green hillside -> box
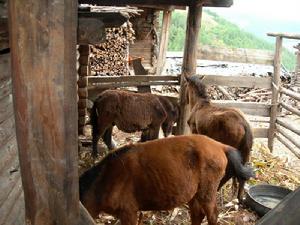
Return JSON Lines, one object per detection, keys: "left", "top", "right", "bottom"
{"left": 168, "top": 10, "right": 296, "bottom": 71}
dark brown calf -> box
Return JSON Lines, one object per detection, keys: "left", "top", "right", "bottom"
{"left": 91, "top": 89, "right": 179, "bottom": 157}
{"left": 186, "top": 75, "right": 253, "bottom": 201}
{"left": 80, "top": 135, "right": 255, "bottom": 225}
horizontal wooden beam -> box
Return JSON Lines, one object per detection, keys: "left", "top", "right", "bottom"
{"left": 276, "top": 125, "right": 300, "bottom": 149}
{"left": 78, "top": 12, "right": 127, "bottom": 28}
{"left": 131, "top": 4, "right": 186, "bottom": 10}
{"left": 253, "top": 127, "right": 269, "bottom": 138}
{"left": 267, "top": 32, "right": 300, "bottom": 40}
{"left": 88, "top": 75, "right": 180, "bottom": 84}
{"left": 275, "top": 134, "right": 300, "bottom": 159}
{"left": 212, "top": 100, "right": 271, "bottom": 116}
{"left": 280, "top": 87, "right": 300, "bottom": 101}
{"left": 89, "top": 80, "right": 179, "bottom": 88}
{"left": 88, "top": 74, "right": 272, "bottom": 89}
{"left": 78, "top": 0, "right": 233, "bottom": 7}
{"left": 276, "top": 125, "right": 300, "bottom": 152}
{"left": 197, "top": 45, "right": 274, "bottom": 65}
{"left": 200, "top": 74, "right": 272, "bottom": 89}
{"left": 280, "top": 102, "right": 300, "bottom": 117}
{"left": 276, "top": 117, "right": 300, "bottom": 136}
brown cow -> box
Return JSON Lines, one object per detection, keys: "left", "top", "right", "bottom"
{"left": 185, "top": 75, "right": 253, "bottom": 201}
{"left": 80, "top": 135, "right": 255, "bottom": 225}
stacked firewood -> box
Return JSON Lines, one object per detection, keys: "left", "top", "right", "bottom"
{"left": 90, "top": 22, "right": 135, "bottom": 76}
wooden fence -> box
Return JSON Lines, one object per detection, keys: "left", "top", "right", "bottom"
{"left": 88, "top": 34, "right": 300, "bottom": 158}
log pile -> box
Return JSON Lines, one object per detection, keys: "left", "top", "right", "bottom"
{"left": 90, "top": 22, "right": 135, "bottom": 76}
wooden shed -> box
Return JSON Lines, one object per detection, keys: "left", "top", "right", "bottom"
{"left": 1, "top": 0, "right": 240, "bottom": 224}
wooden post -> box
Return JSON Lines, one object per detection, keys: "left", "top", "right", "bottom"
{"left": 9, "top": 1, "right": 79, "bottom": 225}
{"left": 156, "top": 10, "right": 172, "bottom": 76}
{"left": 268, "top": 36, "right": 283, "bottom": 151}
{"left": 78, "top": 45, "right": 90, "bottom": 135}
{"left": 177, "top": 3, "right": 203, "bottom": 134}
{"left": 294, "top": 43, "right": 300, "bottom": 86}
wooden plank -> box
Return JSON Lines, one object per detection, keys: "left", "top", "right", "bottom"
{"left": 88, "top": 75, "right": 180, "bottom": 84}
{"left": 212, "top": 100, "right": 271, "bottom": 117}
{"left": 216, "top": 85, "right": 234, "bottom": 100}
{"left": 156, "top": 10, "right": 172, "bottom": 75}
{"left": 280, "top": 102, "right": 300, "bottom": 117}
{"left": 276, "top": 125, "right": 300, "bottom": 150}
{"left": 253, "top": 127, "right": 269, "bottom": 138}
{"left": 130, "top": 4, "right": 186, "bottom": 10}
{"left": 178, "top": 4, "right": 203, "bottom": 134}
{"left": 200, "top": 74, "right": 272, "bottom": 89}
{"left": 197, "top": 45, "right": 274, "bottom": 65}
{"left": 9, "top": 1, "right": 78, "bottom": 225}
{"left": 78, "top": 0, "right": 233, "bottom": 7}
{"left": 130, "top": 39, "right": 153, "bottom": 46}
{"left": 78, "top": 12, "right": 127, "bottom": 28}
{"left": 276, "top": 134, "right": 300, "bottom": 159}
{"left": 268, "top": 36, "right": 283, "bottom": 151}
{"left": 280, "top": 87, "right": 300, "bottom": 101}
{"left": 267, "top": 32, "right": 300, "bottom": 40}
{"left": 131, "top": 58, "right": 151, "bottom": 93}
{"left": 90, "top": 80, "right": 179, "bottom": 89}
{"left": 276, "top": 117, "right": 300, "bottom": 136}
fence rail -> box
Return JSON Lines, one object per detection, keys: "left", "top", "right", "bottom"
{"left": 275, "top": 86, "right": 300, "bottom": 158}
{"left": 86, "top": 41, "right": 300, "bottom": 151}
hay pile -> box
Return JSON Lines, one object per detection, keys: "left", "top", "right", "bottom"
{"left": 79, "top": 132, "right": 300, "bottom": 225}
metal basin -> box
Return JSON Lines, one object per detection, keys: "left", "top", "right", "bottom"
{"left": 245, "top": 184, "right": 292, "bottom": 217}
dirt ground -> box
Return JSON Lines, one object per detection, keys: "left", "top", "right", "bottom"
{"left": 79, "top": 121, "right": 300, "bottom": 225}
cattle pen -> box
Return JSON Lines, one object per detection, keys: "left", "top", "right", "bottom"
{"left": 1, "top": 0, "right": 300, "bottom": 225}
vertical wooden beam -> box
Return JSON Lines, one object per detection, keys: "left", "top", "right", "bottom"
{"left": 9, "top": 1, "right": 78, "bottom": 225}
{"left": 156, "top": 10, "right": 172, "bottom": 76}
{"left": 177, "top": 4, "right": 203, "bottom": 134}
{"left": 294, "top": 44, "right": 300, "bottom": 86}
{"left": 78, "top": 45, "right": 90, "bottom": 135}
{"left": 268, "top": 36, "right": 283, "bottom": 151}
